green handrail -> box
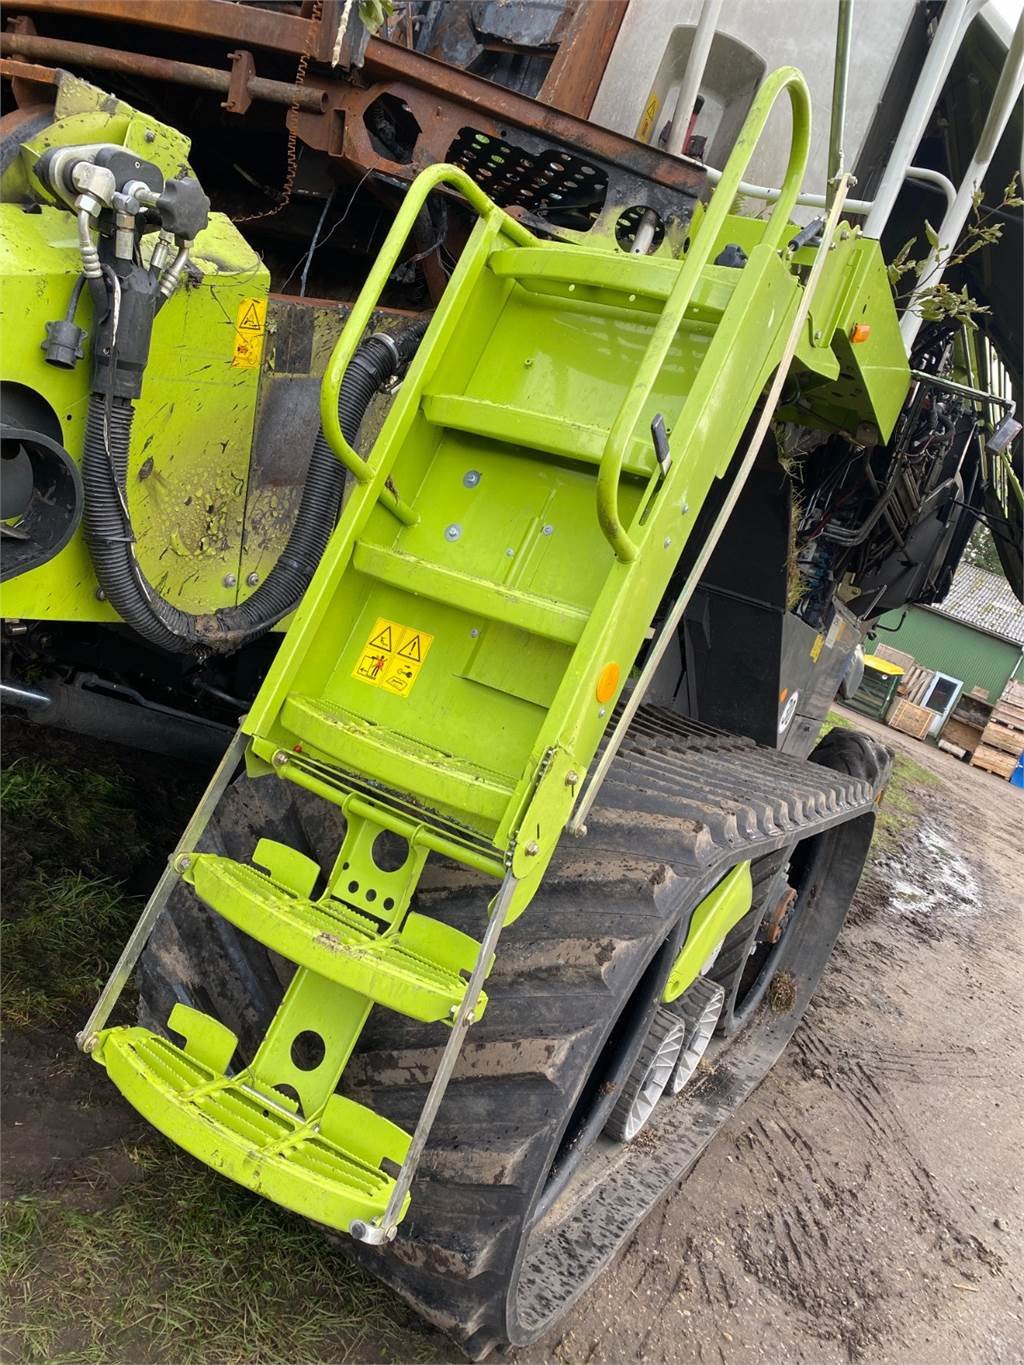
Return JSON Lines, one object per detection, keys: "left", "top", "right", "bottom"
{"left": 319, "top": 163, "right": 535, "bottom": 518}
{"left": 596, "top": 66, "right": 812, "bottom": 561}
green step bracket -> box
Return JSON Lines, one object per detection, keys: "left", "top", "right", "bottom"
{"left": 84, "top": 65, "right": 876, "bottom": 1245}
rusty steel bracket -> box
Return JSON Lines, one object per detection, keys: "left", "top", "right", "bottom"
{"left": 223, "top": 48, "right": 255, "bottom": 115}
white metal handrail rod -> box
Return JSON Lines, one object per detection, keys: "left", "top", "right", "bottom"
{"left": 666, "top": 0, "right": 726, "bottom": 157}
{"left": 863, "top": 0, "right": 990, "bottom": 238}
{"left": 703, "top": 162, "right": 956, "bottom": 217}
{"left": 900, "top": 9, "right": 1024, "bottom": 348}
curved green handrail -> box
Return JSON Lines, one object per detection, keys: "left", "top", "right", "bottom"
{"left": 597, "top": 66, "right": 812, "bottom": 561}
{"left": 318, "top": 163, "right": 535, "bottom": 514}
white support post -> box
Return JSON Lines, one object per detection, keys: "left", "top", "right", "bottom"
{"left": 862, "top": 0, "right": 988, "bottom": 239}
{"left": 900, "top": 11, "right": 1024, "bottom": 349}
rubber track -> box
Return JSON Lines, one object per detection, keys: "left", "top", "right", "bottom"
{"left": 138, "top": 709, "right": 887, "bottom": 1354}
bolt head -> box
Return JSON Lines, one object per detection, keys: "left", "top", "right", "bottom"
{"left": 81, "top": 1033, "right": 99, "bottom": 1055}
{"left": 663, "top": 536, "right": 672, "bottom": 549}
{"left": 350, "top": 1220, "right": 368, "bottom": 1241}
{"left": 223, "top": 573, "right": 237, "bottom": 588}
{"left": 144, "top": 129, "right": 156, "bottom": 143}
{"left": 462, "top": 470, "right": 481, "bottom": 488}
{"left": 525, "top": 840, "right": 539, "bottom": 856}
{"left": 542, "top": 524, "right": 554, "bottom": 536}
{"left": 174, "top": 853, "right": 192, "bottom": 873}
{"left": 572, "top": 822, "right": 588, "bottom": 839}
{"left": 385, "top": 1225, "right": 398, "bottom": 1242}
{"left": 94, "top": 587, "right": 107, "bottom": 602}
{"left": 445, "top": 523, "right": 462, "bottom": 541}
{"left": 272, "top": 750, "right": 289, "bottom": 768}
{"left": 246, "top": 571, "right": 260, "bottom": 587}
{"left": 565, "top": 770, "right": 579, "bottom": 786}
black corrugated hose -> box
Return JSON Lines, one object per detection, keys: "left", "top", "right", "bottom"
{"left": 81, "top": 324, "right": 426, "bottom": 654}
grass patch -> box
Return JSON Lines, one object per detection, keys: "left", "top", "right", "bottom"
{"left": 1, "top": 731, "right": 201, "bottom": 1029}
{"left": 1, "top": 755, "right": 148, "bottom": 1029}
{"left": 0, "top": 1145, "right": 442, "bottom": 1365}
{"left": 1, "top": 871, "right": 140, "bottom": 1029}
{"left": 0, "top": 758, "right": 144, "bottom": 873}
{"left": 871, "top": 750, "right": 940, "bottom": 862}
{"left": 818, "top": 709, "right": 854, "bottom": 739}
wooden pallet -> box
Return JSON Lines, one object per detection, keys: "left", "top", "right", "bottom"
{"left": 969, "top": 743, "right": 1021, "bottom": 779}
{"left": 991, "top": 696, "right": 1024, "bottom": 734}
{"left": 979, "top": 719, "right": 1024, "bottom": 756}
{"left": 887, "top": 698, "right": 934, "bottom": 740}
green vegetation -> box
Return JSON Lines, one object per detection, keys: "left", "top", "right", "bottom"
{"left": 872, "top": 748, "right": 939, "bottom": 859}
{"left": 1, "top": 1145, "right": 440, "bottom": 1365}
{"left": 0, "top": 729, "right": 199, "bottom": 1029}
{"left": 819, "top": 709, "right": 939, "bottom": 861}
{"left": 819, "top": 709, "right": 853, "bottom": 737}
{"left": 1, "top": 872, "right": 138, "bottom": 1030}
{"left": 1, "top": 757, "right": 144, "bottom": 1028}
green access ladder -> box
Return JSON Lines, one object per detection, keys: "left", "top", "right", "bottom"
{"left": 85, "top": 66, "right": 843, "bottom": 1244}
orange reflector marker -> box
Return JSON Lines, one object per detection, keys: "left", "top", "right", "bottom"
{"left": 779, "top": 687, "right": 788, "bottom": 702}
{"left": 850, "top": 323, "right": 871, "bottom": 343}
{"left": 596, "top": 663, "right": 620, "bottom": 704}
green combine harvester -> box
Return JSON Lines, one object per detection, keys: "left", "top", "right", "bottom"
{"left": 2, "top": 0, "right": 1022, "bottom": 1353}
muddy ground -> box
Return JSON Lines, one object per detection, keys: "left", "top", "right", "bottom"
{"left": 2, "top": 707, "right": 1022, "bottom": 1363}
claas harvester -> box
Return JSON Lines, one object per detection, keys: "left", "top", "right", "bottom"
{"left": 2, "top": 4, "right": 1022, "bottom": 1353}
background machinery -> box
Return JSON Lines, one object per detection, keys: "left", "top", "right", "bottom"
{"left": 1, "top": 0, "right": 1022, "bottom": 1356}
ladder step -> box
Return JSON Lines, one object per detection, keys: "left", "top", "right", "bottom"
{"left": 353, "top": 540, "right": 588, "bottom": 646}
{"left": 282, "top": 694, "right": 515, "bottom": 822}
{"left": 486, "top": 247, "right": 738, "bottom": 324}
{"left": 421, "top": 394, "right": 655, "bottom": 476}
{"left": 92, "top": 1007, "right": 411, "bottom": 1235}
{"left": 186, "top": 854, "right": 487, "bottom": 1023}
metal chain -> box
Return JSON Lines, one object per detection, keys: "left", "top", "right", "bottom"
{"left": 234, "top": 0, "right": 324, "bottom": 224}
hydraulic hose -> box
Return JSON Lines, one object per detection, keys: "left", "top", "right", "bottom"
{"left": 82, "top": 323, "right": 426, "bottom": 655}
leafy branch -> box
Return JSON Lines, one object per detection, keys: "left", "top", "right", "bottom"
{"left": 886, "top": 174, "right": 1023, "bottom": 328}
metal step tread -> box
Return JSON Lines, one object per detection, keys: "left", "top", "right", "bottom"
{"left": 93, "top": 1004, "right": 412, "bottom": 1235}
{"left": 282, "top": 694, "right": 516, "bottom": 823}
{"left": 186, "top": 854, "right": 486, "bottom": 1024}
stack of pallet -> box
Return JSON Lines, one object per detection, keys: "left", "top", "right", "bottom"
{"left": 969, "top": 680, "right": 1024, "bottom": 779}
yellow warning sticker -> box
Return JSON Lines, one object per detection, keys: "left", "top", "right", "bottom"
{"left": 810, "top": 632, "right": 825, "bottom": 663}
{"left": 352, "top": 616, "right": 434, "bottom": 698}
{"left": 232, "top": 296, "right": 267, "bottom": 369}
{"left": 636, "top": 90, "right": 660, "bottom": 143}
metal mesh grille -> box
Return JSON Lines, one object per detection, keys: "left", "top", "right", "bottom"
{"left": 446, "top": 127, "right": 608, "bottom": 227}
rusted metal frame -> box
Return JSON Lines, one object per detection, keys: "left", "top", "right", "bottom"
{"left": 0, "top": 56, "right": 57, "bottom": 106}
{"left": 0, "top": 31, "right": 329, "bottom": 112}
{"left": 11, "top": 0, "right": 321, "bottom": 57}
{"left": 538, "top": 0, "right": 630, "bottom": 118}
{"left": 298, "top": 75, "right": 701, "bottom": 242}
{"left": 358, "top": 37, "right": 703, "bottom": 199}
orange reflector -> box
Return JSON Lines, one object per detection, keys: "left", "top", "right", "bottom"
{"left": 779, "top": 687, "right": 789, "bottom": 703}
{"left": 850, "top": 323, "right": 871, "bottom": 343}
{"left": 596, "top": 662, "right": 620, "bottom": 704}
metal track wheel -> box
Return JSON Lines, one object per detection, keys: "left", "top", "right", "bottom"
{"left": 666, "top": 975, "right": 725, "bottom": 1095}
{"left": 604, "top": 1008, "right": 684, "bottom": 1141}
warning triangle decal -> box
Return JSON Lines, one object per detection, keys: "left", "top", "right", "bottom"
{"left": 397, "top": 634, "right": 422, "bottom": 661}
{"left": 239, "top": 302, "right": 263, "bottom": 331}
{"left": 369, "top": 625, "right": 393, "bottom": 651}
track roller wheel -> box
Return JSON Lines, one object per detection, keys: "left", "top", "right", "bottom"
{"left": 604, "top": 1007, "right": 684, "bottom": 1141}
